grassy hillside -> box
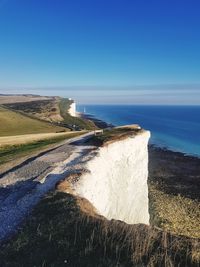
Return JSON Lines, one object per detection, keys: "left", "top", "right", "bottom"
{"left": 0, "top": 106, "right": 67, "bottom": 137}
{"left": 3, "top": 98, "right": 63, "bottom": 123}
{"left": 3, "top": 97, "right": 99, "bottom": 130}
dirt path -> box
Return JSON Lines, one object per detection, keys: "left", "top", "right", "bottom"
{"left": 0, "top": 132, "right": 94, "bottom": 243}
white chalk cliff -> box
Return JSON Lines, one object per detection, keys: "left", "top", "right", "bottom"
{"left": 74, "top": 130, "right": 150, "bottom": 225}
{"left": 68, "top": 101, "right": 76, "bottom": 117}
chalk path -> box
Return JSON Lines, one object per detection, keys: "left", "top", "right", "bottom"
{"left": 0, "top": 132, "right": 94, "bottom": 243}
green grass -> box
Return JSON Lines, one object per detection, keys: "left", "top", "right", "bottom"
{"left": 0, "top": 106, "right": 67, "bottom": 137}
{"left": 0, "top": 132, "right": 85, "bottom": 166}
{"left": 0, "top": 190, "right": 199, "bottom": 267}
{"left": 59, "top": 98, "right": 97, "bottom": 130}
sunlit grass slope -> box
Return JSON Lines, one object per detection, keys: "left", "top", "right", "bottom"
{"left": 0, "top": 106, "right": 67, "bottom": 137}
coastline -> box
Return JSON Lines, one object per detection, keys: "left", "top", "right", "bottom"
{"left": 77, "top": 111, "right": 114, "bottom": 129}
{"left": 81, "top": 111, "right": 200, "bottom": 197}
{"left": 76, "top": 105, "right": 200, "bottom": 158}
{"left": 80, "top": 111, "right": 200, "bottom": 159}
{"left": 80, "top": 112, "right": 200, "bottom": 236}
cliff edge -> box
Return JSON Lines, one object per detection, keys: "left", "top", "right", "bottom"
{"left": 68, "top": 99, "right": 76, "bottom": 117}
{"left": 61, "top": 126, "right": 150, "bottom": 225}
{"left": 74, "top": 129, "right": 150, "bottom": 224}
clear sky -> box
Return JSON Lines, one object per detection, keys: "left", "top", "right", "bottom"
{"left": 0, "top": 0, "right": 200, "bottom": 104}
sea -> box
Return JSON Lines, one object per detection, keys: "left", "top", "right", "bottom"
{"left": 77, "top": 105, "right": 200, "bottom": 157}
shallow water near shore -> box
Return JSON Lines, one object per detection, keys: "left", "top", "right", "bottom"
{"left": 77, "top": 105, "right": 200, "bottom": 157}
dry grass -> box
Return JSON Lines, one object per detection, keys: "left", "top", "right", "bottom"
{"left": 56, "top": 179, "right": 75, "bottom": 194}
{"left": 56, "top": 178, "right": 100, "bottom": 218}
{"left": 0, "top": 186, "right": 199, "bottom": 267}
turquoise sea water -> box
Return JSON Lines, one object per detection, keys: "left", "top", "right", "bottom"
{"left": 77, "top": 105, "right": 200, "bottom": 157}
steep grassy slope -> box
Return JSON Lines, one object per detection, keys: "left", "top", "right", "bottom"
{"left": 0, "top": 106, "right": 67, "bottom": 137}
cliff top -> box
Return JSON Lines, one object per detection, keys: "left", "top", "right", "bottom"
{"left": 91, "top": 125, "right": 145, "bottom": 146}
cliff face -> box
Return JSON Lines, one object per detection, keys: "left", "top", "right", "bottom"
{"left": 74, "top": 130, "right": 150, "bottom": 225}
{"left": 68, "top": 102, "right": 76, "bottom": 117}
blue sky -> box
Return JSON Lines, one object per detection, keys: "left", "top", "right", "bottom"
{"left": 0, "top": 0, "right": 200, "bottom": 104}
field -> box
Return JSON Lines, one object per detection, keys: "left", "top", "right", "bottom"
{"left": 0, "top": 106, "right": 67, "bottom": 137}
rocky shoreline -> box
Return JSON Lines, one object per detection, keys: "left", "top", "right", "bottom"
{"left": 148, "top": 144, "right": 200, "bottom": 201}
{"left": 78, "top": 112, "right": 114, "bottom": 129}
